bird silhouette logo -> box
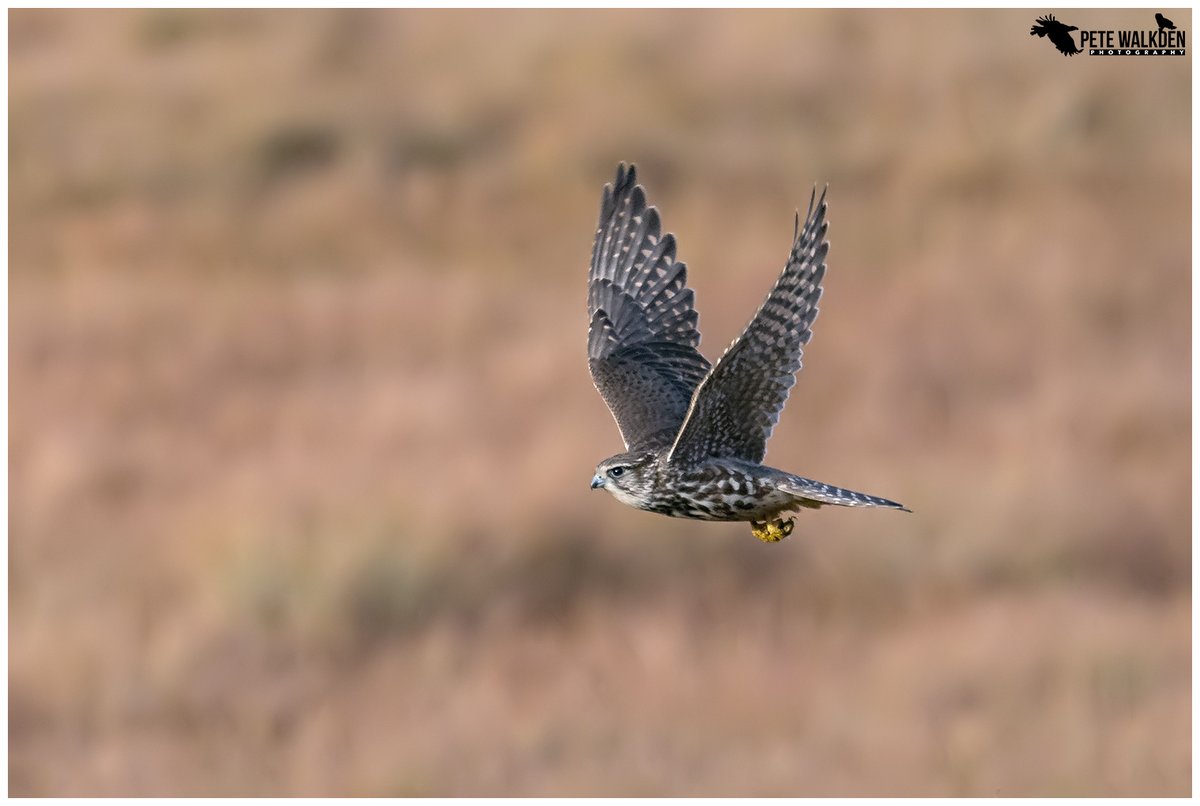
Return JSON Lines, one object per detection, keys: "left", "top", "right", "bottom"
{"left": 1155, "top": 12, "right": 1176, "bottom": 31}
{"left": 1030, "top": 14, "right": 1081, "bottom": 56}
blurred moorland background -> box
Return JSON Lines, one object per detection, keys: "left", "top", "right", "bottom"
{"left": 9, "top": 8, "right": 1190, "bottom": 796}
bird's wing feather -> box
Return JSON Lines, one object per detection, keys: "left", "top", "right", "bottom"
{"left": 588, "top": 163, "right": 711, "bottom": 452}
{"left": 666, "top": 187, "right": 828, "bottom": 466}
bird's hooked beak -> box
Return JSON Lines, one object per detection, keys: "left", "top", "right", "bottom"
{"left": 590, "top": 474, "right": 605, "bottom": 490}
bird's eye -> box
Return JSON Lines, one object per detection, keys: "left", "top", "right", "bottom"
{"left": 609, "top": 467, "right": 625, "bottom": 478}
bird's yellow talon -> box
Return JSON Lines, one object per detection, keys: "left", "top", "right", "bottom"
{"left": 751, "top": 518, "right": 794, "bottom": 542}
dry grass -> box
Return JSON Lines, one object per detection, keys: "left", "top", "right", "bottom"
{"left": 9, "top": 8, "right": 1191, "bottom": 795}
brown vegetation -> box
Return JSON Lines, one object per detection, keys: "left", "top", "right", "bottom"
{"left": 9, "top": 9, "right": 1190, "bottom": 795}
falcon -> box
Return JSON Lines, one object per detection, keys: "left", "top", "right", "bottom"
{"left": 587, "top": 163, "right": 908, "bottom": 542}
{"left": 1029, "top": 14, "right": 1081, "bottom": 56}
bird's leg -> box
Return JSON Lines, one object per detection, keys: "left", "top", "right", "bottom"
{"left": 751, "top": 517, "right": 794, "bottom": 543}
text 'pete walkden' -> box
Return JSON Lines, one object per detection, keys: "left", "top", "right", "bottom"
{"left": 1081, "top": 26, "right": 1186, "bottom": 56}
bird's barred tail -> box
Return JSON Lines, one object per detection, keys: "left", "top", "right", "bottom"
{"left": 780, "top": 476, "right": 910, "bottom": 512}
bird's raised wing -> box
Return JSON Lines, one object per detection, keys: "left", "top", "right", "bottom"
{"left": 588, "top": 164, "right": 711, "bottom": 452}
{"left": 667, "top": 187, "right": 828, "bottom": 467}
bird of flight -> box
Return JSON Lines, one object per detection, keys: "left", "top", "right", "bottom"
{"left": 587, "top": 164, "right": 908, "bottom": 542}
{"left": 1029, "top": 14, "right": 1081, "bottom": 56}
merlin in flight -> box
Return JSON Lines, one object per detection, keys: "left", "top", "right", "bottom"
{"left": 587, "top": 163, "right": 907, "bottom": 542}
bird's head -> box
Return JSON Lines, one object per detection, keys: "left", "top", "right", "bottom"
{"left": 591, "top": 451, "right": 657, "bottom": 506}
